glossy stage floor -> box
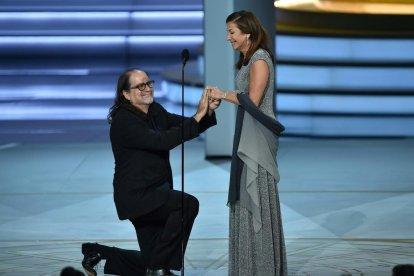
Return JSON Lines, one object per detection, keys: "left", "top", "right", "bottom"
{"left": 0, "top": 119, "right": 413, "bottom": 276}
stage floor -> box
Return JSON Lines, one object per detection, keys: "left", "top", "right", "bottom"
{"left": 0, "top": 121, "right": 413, "bottom": 275}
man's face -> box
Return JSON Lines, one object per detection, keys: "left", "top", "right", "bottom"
{"left": 123, "top": 70, "right": 154, "bottom": 112}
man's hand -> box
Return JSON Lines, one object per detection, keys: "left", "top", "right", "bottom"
{"left": 193, "top": 88, "right": 209, "bottom": 122}
{"left": 208, "top": 97, "right": 221, "bottom": 116}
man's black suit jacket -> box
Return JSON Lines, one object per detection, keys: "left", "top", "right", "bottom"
{"left": 110, "top": 103, "right": 216, "bottom": 220}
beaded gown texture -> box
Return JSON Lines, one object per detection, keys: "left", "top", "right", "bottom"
{"left": 228, "top": 49, "right": 288, "bottom": 276}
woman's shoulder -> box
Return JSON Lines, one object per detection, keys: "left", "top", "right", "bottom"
{"left": 249, "top": 49, "right": 274, "bottom": 70}
{"left": 252, "top": 48, "right": 271, "bottom": 61}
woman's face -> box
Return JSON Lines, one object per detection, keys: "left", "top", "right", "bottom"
{"left": 226, "top": 21, "right": 249, "bottom": 54}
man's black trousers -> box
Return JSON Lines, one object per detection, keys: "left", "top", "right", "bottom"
{"left": 130, "top": 189, "right": 199, "bottom": 271}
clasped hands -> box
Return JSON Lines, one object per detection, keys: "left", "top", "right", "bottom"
{"left": 193, "top": 86, "right": 224, "bottom": 122}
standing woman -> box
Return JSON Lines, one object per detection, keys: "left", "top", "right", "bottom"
{"left": 208, "top": 10, "right": 287, "bottom": 275}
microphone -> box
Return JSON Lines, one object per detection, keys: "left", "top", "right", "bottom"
{"left": 181, "top": 49, "right": 189, "bottom": 66}
{"left": 179, "top": 48, "right": 189, "bottom": 276}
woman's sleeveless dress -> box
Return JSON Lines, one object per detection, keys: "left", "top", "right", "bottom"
{"left": 228, "top": 49, "right": 288, "bottom": 276}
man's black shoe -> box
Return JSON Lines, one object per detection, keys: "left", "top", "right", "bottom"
{"left": 145, "top": 268, "right": 177, "bottom": 276}
{"left": 81, "top": 252, "right": 101, "bottom": 276}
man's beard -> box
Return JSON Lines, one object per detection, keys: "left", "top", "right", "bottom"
{"left": 142, "top": 96, "right": 153, "bottom": 105}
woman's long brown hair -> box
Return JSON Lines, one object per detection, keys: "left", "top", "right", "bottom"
{"left": 226, "top": 10, "right": 275, "bottom": 69}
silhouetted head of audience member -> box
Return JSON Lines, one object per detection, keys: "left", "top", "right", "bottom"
{"left": 392, "top": 264, "right": 414, "bottom": 276}
{"left": 60, "top": 266, "right": 85, "bottom": 276}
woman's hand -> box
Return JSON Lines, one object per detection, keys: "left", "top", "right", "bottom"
{"left": 208, "top": 87, "right": 226, "bottom": 100}
{"left": 207, "top": 86, "right": 239, "bottom": 105}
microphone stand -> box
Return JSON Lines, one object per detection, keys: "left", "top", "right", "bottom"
{"left": 180, "top": 49, "right": 189, "bottom": 276}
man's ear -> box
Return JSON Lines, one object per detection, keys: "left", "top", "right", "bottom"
{"left": 123, "top": 90, "right": 130, "bottom": 101}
